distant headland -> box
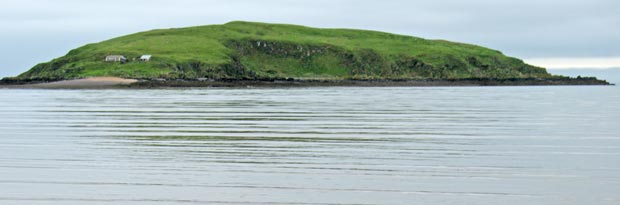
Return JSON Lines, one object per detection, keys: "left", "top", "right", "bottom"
{"left": 1, "top": 21, "right": 611, "bottom": 88}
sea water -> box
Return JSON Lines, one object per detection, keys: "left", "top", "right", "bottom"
{"left": 1, "top": 86, "right": 619, "bottom": 205}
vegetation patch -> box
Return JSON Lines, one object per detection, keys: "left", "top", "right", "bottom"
{"left": 14, "top": 21, "right": 552, "bottom": 81}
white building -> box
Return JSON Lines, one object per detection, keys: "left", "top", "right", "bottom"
{"left": 105, "top": 55, "right": 127, "bottom": 62}
{"left": 140, "top": 55, "right": 152, "bottom": 62}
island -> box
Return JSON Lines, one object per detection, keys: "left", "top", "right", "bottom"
{"left": 1, "top": 21, "right": 611, "bottom": 88}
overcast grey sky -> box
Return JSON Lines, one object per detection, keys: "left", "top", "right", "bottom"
{"left": 1, "top": 0, "right": 619, "bottom": 77}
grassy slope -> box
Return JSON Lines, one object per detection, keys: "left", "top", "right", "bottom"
{"left": 17, "top": 21, "right": 551, "bottom": 80}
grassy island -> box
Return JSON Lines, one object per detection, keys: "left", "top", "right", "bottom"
{"left": 2, "top": 21, "right": 610, "bottom": 86}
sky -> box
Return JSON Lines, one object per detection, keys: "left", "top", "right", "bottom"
{"left": 1, "top": 0, "right": 619, "bottom": 77}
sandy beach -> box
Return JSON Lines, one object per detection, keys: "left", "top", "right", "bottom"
{"left": 19, "top": 77, "right": 138, "bottom": 89}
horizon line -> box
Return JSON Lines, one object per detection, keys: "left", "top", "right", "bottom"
{"left": 525, "top": 57, "right": 620, "bottom": 69}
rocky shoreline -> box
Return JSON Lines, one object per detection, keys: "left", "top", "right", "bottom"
{"left": 0, "top": 76, "right": 612, "bottom": 89}
{"left": 128, "top": 77, "right": 612, "bottom": 88}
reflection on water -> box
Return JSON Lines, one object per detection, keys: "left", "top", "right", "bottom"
{"left": 1, "top": 87, "right": 619, "bottom": 205}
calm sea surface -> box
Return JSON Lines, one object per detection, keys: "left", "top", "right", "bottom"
{"left": 1, "top": 86, "right": 619, "bottom": 205}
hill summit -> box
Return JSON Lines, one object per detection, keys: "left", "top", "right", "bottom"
{"left": 18, "top": 21, "right": 551, "bottom": 81}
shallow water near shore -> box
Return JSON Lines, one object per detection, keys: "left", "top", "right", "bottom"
{"left": 1, "top": 86, "right": 619, "bottom": 205}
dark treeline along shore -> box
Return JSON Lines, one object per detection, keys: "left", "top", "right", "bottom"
{"left": 1, "top": 21, "right": 611, "bottom": 87}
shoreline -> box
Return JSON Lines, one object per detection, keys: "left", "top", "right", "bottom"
{"left": 1, "top": 77, "right": 138, "bottom": 89}
{"left": 0, "top": 77, "right": 613, "bottom": 89}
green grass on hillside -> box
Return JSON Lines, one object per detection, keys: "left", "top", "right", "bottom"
{"left": 17, "top": 21, "right": 550, "bottom": 80}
